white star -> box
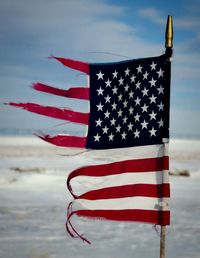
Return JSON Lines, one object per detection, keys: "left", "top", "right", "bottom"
{"left": 149, "top": 77, "right": 157, "bottom": 87}
{"left": 105, "top": 79, "right": 112, "bottom": 87}
{"left": 149, "top": 127, "right": 157, "bottom": 137}
{"left": 158, "top": 118, "right": 164, "bottom": 127}
{"left": 96, "top": 71, "right": 104, "bottom": 80}
{"left": 121, "top": 131, "right": 127, "bottom": 139}
{"left": 112, "top": 70, "right": 118, "bottom": 78}
{"left": 117, "top": 109, "right": 123, "bottom": 117}
{"left": 123, "top": 116, "right": 128, "bottom": 124}
{"left": 108, "top": 133, "right": 114, "bottom": 141}
{"left": 102, "top": 126, "right": 109, "bottom": 134}
{"left": 125, "top": 67, "right": 130, "bottom": 76}
{"left": 134, "top": 97, "right": 141, "bottom": 105}
{"left": 157, "top": 85, "right": 164, "bottom": 94}
{"left": 157, "top": 68, "right": 164, "bottom": 77}
{"left": 96, "top": 102, "right": 104, "bottom": 111}
{"left": 118, "top": 93, "right": 123, "bottom": 101}
{"left": 149, "top": 94, "right": 157, "bottom": 103}
{"left": 123, "top": 100, "right": 128, "bottom": 108}
{"left": 111, "top": 102, "right": 117, "bottom": 110}
{"left": 136, "top": 81, "right": 141, "bottom": 89}
{"left": 143, "top": 71, "right": 149, "bottom": 80}
{"left": 150, "top": 61, "right": 157, "bottom": 70}
{"left": 118, "top": 77, "right": 124, "bottom": 85}
{"left": 94, "top": 133, "right": 101, "bottom": 142}
{"left": 141, "top": 119, "right": 148, "bottom": 129}
{"left": 130, "top": 74, "right": 136, "bottom": 83}
{"left": 110, "top": 117, "right": 116, "bottom": 126}
{"left": 141, "top": 103, "right": 149, "bottom": 113}
{"left": 112, "top": 86, "right": 118, "bottom": 94}
{"left": 97, "top": 86, "right": 104, "bottom": 95}
{"left": 104, "top": 110, "right": 110, "bottom": 118}
{"left": 158, "top": 102, "right": 164, "bottom": 111}
{"left": 105, "top": 94, "right": 111, "bottom": 103}
{"left": 105, "top": 80, "right": 112, "bottom": 89}
{"left": 95, "top": 118, "right": 102, "bottom": 127}
{"left": 129, "top": 106, "right": 134, "bottom": 114}
{"left": 128, "top": 122, "right": 133, "bottom": 131}
{"left": 129, "top": 91, "right": 134, "bottom": 99}
{"left": 134, "top": 113, "right": 140, "bottom": 122}
{"left": 124, "top": 84, "right": 130, "bottom": 92}
{"left": 134, "top": 129, "right": 140, "bottom": 138}
{"left": 136, "top": 64, "right": 143, "bottom": 73}
{"left": 116, "top": 124, "right": 121, "bottom": 133}
{"left": 149, "top": 111, "right": 157, "bottom": 120}
{"left": 142, "top": 87, "right": 149, "bottom": 96}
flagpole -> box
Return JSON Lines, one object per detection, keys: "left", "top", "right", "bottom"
{"left": 160, "top": 15, "right": 173, "bottom": 258}
{"left": 160, "top": 225, "right": 166, "bottom": 258}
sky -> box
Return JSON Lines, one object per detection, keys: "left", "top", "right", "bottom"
{"left": 0, "top": 0, "right": 200, "bottom": 138}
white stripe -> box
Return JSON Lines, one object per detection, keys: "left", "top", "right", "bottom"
{"left": 76, "top": 171, "right": 169, "bottom": 191}
{"left": 85, "top": 75, "right": 90, "bottom": 136}
{"left": 84, "top": 144, "right": 168, "bottom": 164}
{"left": 75, "top": 197, "right": 170, "bottom": 211}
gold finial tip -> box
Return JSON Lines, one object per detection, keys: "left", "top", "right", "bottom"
{"left": 165, "top": 15, "right": 173, "bottom": 48}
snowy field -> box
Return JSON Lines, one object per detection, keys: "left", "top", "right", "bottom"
{"left": 0, "top": 136, "right": 200, "bottom": 258}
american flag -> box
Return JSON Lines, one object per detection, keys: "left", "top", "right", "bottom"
{"left": 8, "top": 53, "right": 171, "bottom": 244}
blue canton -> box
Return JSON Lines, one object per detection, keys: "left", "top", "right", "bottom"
{"left": 86, "top": 54, "right": 171, "bottom": 149}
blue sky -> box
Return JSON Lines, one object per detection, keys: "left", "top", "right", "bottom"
{"left": 1, "top": 0, "right": 200, "bottom": 138}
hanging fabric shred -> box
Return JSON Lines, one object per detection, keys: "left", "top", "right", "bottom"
{"left": 32, "top": 83, "right": 90, "bottom": 100}
{"left": 7, "top": 102, "right": 89, "bottom": 125}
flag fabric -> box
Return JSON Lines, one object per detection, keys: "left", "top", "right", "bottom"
{"left": 7, "top": 53, "right": 171, "bottom": 244}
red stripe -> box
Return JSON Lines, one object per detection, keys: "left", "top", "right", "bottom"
{"left": 67, "top": 156, "right": 169, "bottom": 194}
{"left": 78, "top": 184, "right": 170, "bottom": 200}
{"left": 75, "top": 209, "right": 170, "bottom": 226}
{"left": 66, "top": 208, "right": 170, "bottom": 245}
{"left": 8, "top": 102, "right": 89, "bottom": 124}
{"left": 50, "top": 56, "right": 90, "bottom": 74}
{"left": 32, "top": 83, "right": 90, "bottom": 100}
{"left": 66, "top": 202, "right": 91, "bottom": 244}
{"left": 66, "top": 208, "right": 170, "bottom": 244}
{"left": 37, "top": 134, "right": 86, "bottom": 148}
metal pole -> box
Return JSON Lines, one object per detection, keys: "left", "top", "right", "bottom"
{"left": 160, "top": 226, "right": 166, "bottom": 258}
{"left": 159, "top": 15, "right": 173, "bottom": 258}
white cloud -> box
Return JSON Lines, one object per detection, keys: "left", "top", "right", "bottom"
{"left": 175, "top": 17, "right": 199, "bottom": 30}
{"left": 0, "top": 0, "right": 163, "bottom": 62}
{"left": 138, "top": 8, "right": 165, "bottom": 25}
{"left": 138, "top": 5, "right": 200, "bottom": 30}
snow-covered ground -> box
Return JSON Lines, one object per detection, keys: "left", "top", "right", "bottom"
{"left": 0, "top": 137, "right": 200, "bottom": 258}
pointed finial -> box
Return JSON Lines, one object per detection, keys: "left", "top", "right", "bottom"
{"left": 165, "top": 15, "right": 173, "bottom": 48}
